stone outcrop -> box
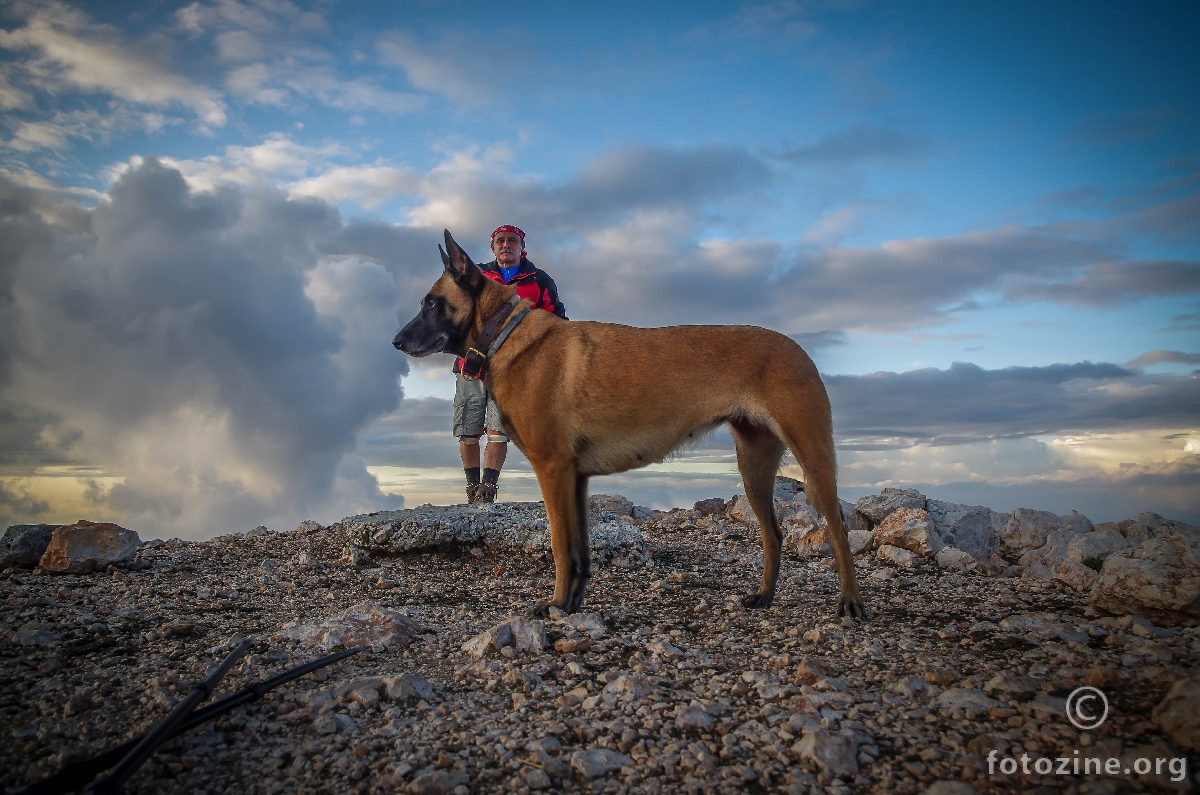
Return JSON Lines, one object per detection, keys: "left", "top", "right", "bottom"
{"left": 1091, "top": 536, "right": 1200, "bottom": 624}
{"left": 335, "top": 500, "right": 647, "bottom": 566}
{"left": 37, "top": 520, "right": 140, "bottom": 574}
{"left": 0, "top": 524, "right": 58, "bottom": 568}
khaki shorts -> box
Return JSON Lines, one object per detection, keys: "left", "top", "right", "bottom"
{"left": 453, "top": 375, "right": 504, "bottom": 437}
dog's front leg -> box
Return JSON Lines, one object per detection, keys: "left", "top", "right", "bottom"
{"left": 531, "top": 461, "right": 592, "bottom": 616}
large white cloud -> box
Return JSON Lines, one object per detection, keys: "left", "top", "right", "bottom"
{"left": 0, "top": 159, "right": 408, "bottom": 537}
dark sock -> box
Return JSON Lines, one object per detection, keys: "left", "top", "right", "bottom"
{"left": 465, "top": 467, "right": 481, "bottom": 486}
{"left": 482, "top": 468, "right": 501, "bottom": 485}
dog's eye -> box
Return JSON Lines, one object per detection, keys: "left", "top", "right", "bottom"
{"left": 423, "top": 295, "right": 439, "bottom": 310}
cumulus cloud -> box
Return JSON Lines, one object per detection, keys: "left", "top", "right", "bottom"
{"left": 0, "top": 159, "right": 408, "bottom": 537}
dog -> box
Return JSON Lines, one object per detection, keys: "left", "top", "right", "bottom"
{"left": 394, "top": 230, "right": 866, "bottom": 619}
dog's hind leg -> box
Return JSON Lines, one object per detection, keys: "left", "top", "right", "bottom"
{"left": 530, "top": 461, "right": 592, "bottom": 616}
{"left": 730, "top": 421, "right": 787, "bottom": 609}
{"left": 781, "top": 418, "right": 867, "bottom": 620}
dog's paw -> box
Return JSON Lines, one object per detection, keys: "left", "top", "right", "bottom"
{"left": 836, "top": 595, "right": 868, "bottom": 620}
{"left": 740, "top": 592, "right": 775, "bottom": 609}
{"left": 529, "top": 601, "right": 571, "bottom": 619}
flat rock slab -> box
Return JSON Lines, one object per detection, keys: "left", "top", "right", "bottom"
{"left": 336, "top": 502, "right": 646, "bottom": 562}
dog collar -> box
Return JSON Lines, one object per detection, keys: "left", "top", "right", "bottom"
{"left": 460, "top": 296, "right": 529, "bottom": 381}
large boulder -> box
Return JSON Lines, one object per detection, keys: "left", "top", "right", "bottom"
{"left": 926, "top": 501, "right": 1004, "bottom": 561}
{"left": 1090, "top": 535, "right": 1200, "bottom": 624}
{"left": 854, "top": 488, "right": 927, "bottom": 525}
{"left": 38, "top": 520, "right": 140, "bottom": 574}
{"left": 1015, "top": 511, "right": 1097, "bottom": 579}
{"left": 1, "top": 524, "right": 59, "bottom": 569}
{"left": 873, "top": 508, "right": 942, "bottom": 557}
{"left": 998, "top": 508, "right": 1080, "bottom": 553}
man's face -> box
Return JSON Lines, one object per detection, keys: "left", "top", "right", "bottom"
{"left": 492, "top": 233, "right": 523, "bottom": 267}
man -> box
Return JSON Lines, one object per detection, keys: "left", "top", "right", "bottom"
{"left": 454, "top": 224, "right": 567, "bottom": 503}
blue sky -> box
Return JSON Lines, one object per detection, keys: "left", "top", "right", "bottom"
{"left": 1, "top": 0, "right": 1197, "bottom": 538}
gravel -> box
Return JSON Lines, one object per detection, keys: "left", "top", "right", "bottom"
{"left": 2, "top": 500, "right": 1197, "bottom": 794}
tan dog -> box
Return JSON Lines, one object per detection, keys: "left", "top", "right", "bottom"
{"left": 394, "top": 230, "right": 865, "bottom": 619}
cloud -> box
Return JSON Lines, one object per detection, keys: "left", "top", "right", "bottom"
{"left": 0, "top": 70, "right": 31, "bottom": 110}
{"left": 226, "top": 60, "right": 425, "bottom": 115}
{"left": 767, "top": 226, "right": 1200, "bottom": 333}
{"left": 88, "top": 137, "right": 1197, "bottom": 345}
{"left": 775, "top": 122, "right": 933, "bottom": 166}
{"left": 827, "top": 361, "right": 1200, "bottom": 443}
{"left": 1125, "top": 350, "right": 1200, "bottom": 372}
{"left": 376, "top": 29, "right": 538, "bottom": 108}
{"left": 1004, "top": 258, "right": 1200, "bottom": 307}
{"left": 1132, "top": 190, "right": 1200, "bottom": 246}
{"left": 0, "top": 2, "right": 227, "bottom": 131}
{"left": 408, "top": 143, "right": 771, "bottom": 251}
{"left": 118, "top": 133, "right": 431, "bottom": 217}
{"left": 0, "top": 159, "right": 408, "bottom": 537}
{"left": 693, "top": 2, "right": 822, "bottom": 45}
{"left": 384, "top": 145, "right": 1200, "bottom": 338}
{"left": 290, "top": 164, "right": 421, "bottom": 212}
{"left": 175, "top": 0, "right": 330, "bottom": 40}
{"left": 1072, "top": 108, "right": 1175, "bottom": 145}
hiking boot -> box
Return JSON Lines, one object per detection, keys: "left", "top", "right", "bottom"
{"left": 466, "top": 483, "right": 481, "bottom": 504}
{"left": 474, "top": 482, "right": 498, "bottom": 503}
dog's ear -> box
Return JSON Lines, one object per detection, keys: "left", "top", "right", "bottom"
{"left": 441, "top": 229, "right": 485, "bottom": 294}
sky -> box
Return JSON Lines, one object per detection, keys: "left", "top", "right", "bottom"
{"left": 1, "top": 0, "right": 1197, "bottom": 540}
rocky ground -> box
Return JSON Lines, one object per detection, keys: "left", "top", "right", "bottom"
{"left": 2, "top": 487, "right": 1198, "bottom": 794}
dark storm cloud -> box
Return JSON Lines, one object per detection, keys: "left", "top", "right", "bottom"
{"left": 827, "top": 361, "right": 1200, "bottom": 445}
{"left": 0, "top": 159, "right": 408, "bottom": 537}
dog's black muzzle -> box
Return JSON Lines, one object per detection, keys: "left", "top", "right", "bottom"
{"left": 393, "top": 315, "right": 450, "bottom": 357}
